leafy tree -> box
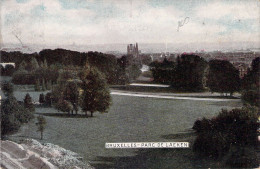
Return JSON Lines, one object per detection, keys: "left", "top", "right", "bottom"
{"left": 1, "top": 82, "right": 14, "bottom": 96}
{"left": 42, "top": 79, "right": 46, "bottom": 91}
{"left": 241, "top": 57, "right": 260, "bottom": 107}
{"left": 35, "top": 115, "right": 46, "bottom": 140}
{"left": 35, "top": 79, "right": 40, "bottom": 91}
{"left": 46, "top": 80, "right": 52, "bottom": 90}
{"left": 81, "top": 67, "right": 111, "bottom": 117}
{"left": 55, "top": 99, "right": 73, "bottom": 114}
{"left": 18, "top": 60, "right": 27, "bottom": 71}
{"left": 63, "top": 81, "right": 80, "bottom": 114}
{"left": 150, "top": 58, "right": 175, "bottom": 84}
{"left": 3, "top": 64, "right": 15, "bottom": 76}
{"left": 39, "top": 93, "right": 45, "bottom": 104}
{"left": 24, "top": 93, "right": 35, "bottom": 112}
{"left": 43, "top": 58, "right": 48, "bottom": 69}
{"left": 171, "top": 54, "right": 208, "bottom": 91}
{"left": 1, "top": 96, "right": 34, "bottom": 136}
{"left": 207, "top": 60, "right": 240, "bottom": 96}
{"left": 192, "top": 106, "right": 259, "bottom": 168}
{"left": 45, "top": 92, "right": 53, "bottom": 106}
{"left": 29, "top": 57, "right": 39, "bottom": 71}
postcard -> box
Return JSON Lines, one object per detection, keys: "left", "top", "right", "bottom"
{"left": 0, "top": 0, "right": 259, "bottom": 168}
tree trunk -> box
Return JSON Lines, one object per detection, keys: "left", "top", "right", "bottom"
{"left": 40, "top": 131, "right": 43, "bottom": 140}
{"left": 85, "top": 112, "right": 88, "bottom": 118}
{"left": 91, "top": 111, "right": 93, "bottom": 117}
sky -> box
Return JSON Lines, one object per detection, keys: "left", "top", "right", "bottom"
{"left": 1, "top": 0, "right": 259, "bottom": 48}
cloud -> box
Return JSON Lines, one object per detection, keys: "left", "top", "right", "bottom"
{"left": 195, "top": 1, "right": 259, "bottom": 20}
{"left": 1, "top": 0, "right": 259, "bottom": 46}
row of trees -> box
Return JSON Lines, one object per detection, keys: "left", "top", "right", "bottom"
{"left": 150, "top": 54, "right": 258, "bottom": 95}
{"left": 4, "top": 49, "right": 141, "bottom": 85}
{"left": 150, "top": 54, "right": 209, "bottom": 91}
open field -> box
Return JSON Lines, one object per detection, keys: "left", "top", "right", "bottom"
{"left": 8, "top": 90, "right": 242, "bottom": 168}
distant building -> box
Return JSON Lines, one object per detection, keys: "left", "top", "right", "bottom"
{"left": 127, "top": 43, "right": 140, "bottom": 58}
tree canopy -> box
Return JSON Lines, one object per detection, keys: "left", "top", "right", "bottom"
{"left": 80, "top": 67, "right": 111, "bottom": 117}
{"left": 207, "top": 60, "right": 240, "bottom": 95}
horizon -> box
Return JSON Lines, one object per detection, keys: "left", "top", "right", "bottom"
{"left": 1, "top": 41, "right": 260, "bottom": 54}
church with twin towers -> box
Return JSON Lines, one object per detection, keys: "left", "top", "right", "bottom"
{"left": 127, "top": 43, "right": 140, "bottom": 58}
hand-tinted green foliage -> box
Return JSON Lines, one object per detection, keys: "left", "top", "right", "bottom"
{"left": 35, "top": 79, "right": 40, "bottom": 91}
{"left": 35, "top": 115, "right": 46, "bottom": 140}
{"left": 241, "top": 89, "right": 259, "bottom": 107}
{"left": 1, "top": 82, "right": 14, "bottom": 96}
{"left": 7, "top": 48, "right": 141, "bottom": 85}
{"left": 1, "top": 95, "right": 34, "bottom": 136}
{"left": 150, "top": 58, "right": 175, "bottom": 84}
{"left": 150, "top": 54, "right": 207, "bottom": 91}
{"left": 241, "top": 57, "right": 260, "bottom": 107}
{"left": 116, "top": 55, "right": 142, "bottom": 84}
{"left": 80, "top": 67, "right": 111, "bottom": 117}
{"left": 24, "top": 93, "right": 35, "bottom": 112}
{"left": 207, "top": 60, "right": 240, "bottom": 95}
{"left": 62, "top": 81, "right": 80, "bottom": 114}
{"left": 42, "top": 79, "right": 46, "bottom": 91}
{"left": 55, "top": 99, "right": 73, "bottom": 114}
{"left": 39, "top": 93, "right": 45, "bottom": 104}
{"left": 172, "top": 54, "right": 208, "bottom": 91}
{"left": 45, "top": 92, "right": 53, "bottom": 106}
{"left": 192, "top": 106, "right": 259, "bottom": 167}
{"left": 1, "top": 64, "right": 15, "bottom": 76}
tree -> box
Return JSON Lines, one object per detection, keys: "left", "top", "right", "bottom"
{"left": 63, "top": 81, "right": 80, "bottom": 114}
{"left": 35, "top": 79, "right": 40, "bottom": 91}
{"left": 1, "top": 95, "right": 34, "bottom": 136}
{"left": 45, "top": 92, "right": 53, "bottom": 106}
{"left": 4, "top": 64, "right": 15, "bottom": 76}
{"left": 241, "top": 57, "right": 260, "bottom": 107}
{"left": 171, "top": 54, "right": 208, "bottom": 91}
{"left": 46, "top": 80, "right": 52, "bottom": 90}
{"left": 24, "top": 93, "right": 35, "bottom": 112}
{"left": 39, "top": 93, "right": 45, "bottom": 104}
{"left": 43, "top": 58, "right": 48, "bottom": 69}
{"left": 150, "top": 58, "right": 175, "bottom": 84}
{"left": 81, "top": 67, "right": 111, "bottom": 117}
{"left": 18, "top": 60, "right": 27, "bottom": 71}
{"left": 192, "top": 106, "right": 259, "bottom": 168}
{"left": 42, "top": 79, "right": 46, "bottom": 91}
{"left": 1, "top": 82, "right": 14, "bottom": 96}
{"left": 35, "top": 115, "right": 46, "bottom": 140}
{"left": 207, "top": 60, "right": 240, "bottom": 96}
{"left": 29, "top": 57, "right": 39, "bottom": 71}
{"left": 55, "top": 99, "right": 73, "bottom": 114}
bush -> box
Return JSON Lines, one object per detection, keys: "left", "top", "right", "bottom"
{"left": 1, "top": 96, "right": 34, "bottom": 136}
{"left": 225, "top": 146, "right": 259, "bottom": 168}
{"left": 241, "top": 89, "right": 260, "bottom": 108}
{"left": 12, "top": 72, "right": 36, "bottom": 85}
{"left": 192, "top": 106, "right": 259, "bottom": 167}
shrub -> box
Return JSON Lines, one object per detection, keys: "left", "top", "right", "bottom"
{"left": 192, "top": 106, "right": 259, "bottom": 167}
{"left": 241, "top": 89, "right": 260, "bottom": 108}
{"left": 1, "top": 96, "right": 34, "bottom": 136}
